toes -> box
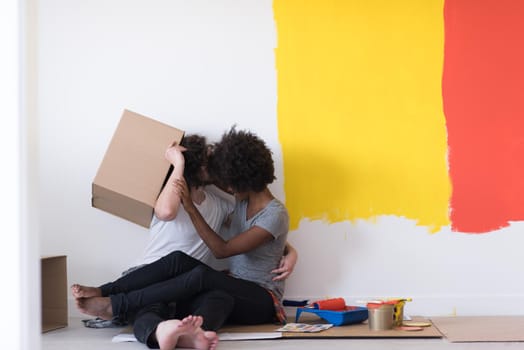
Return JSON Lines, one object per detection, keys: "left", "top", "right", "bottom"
{"left": 193, "top": 315, "right": 203, "bottom": 328}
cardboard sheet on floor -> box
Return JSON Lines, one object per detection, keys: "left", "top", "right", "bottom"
{"left": 218, "top": 316, "right": 442, "bottom": 339}
{"left": 431, "top": 316, "right": 524, "bottom": 342}
{"left": 114, "top": 316, "right": 441, "bottom": 341}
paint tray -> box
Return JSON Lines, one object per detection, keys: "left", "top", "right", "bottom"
{"left": 295, "top": 306, "right": 369, "bottom": 326}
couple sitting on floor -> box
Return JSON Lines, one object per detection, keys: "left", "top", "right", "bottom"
{"left": 72, "top": 127, "right": 296, "bottom": 350}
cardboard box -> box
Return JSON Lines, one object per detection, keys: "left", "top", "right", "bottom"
{"left": 41, "top": 255, "right": 68, "bottom": 333}
{"left": 92, "top": 109, "right": 184, "bottom": 227}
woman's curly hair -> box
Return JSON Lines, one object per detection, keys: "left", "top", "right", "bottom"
{"left": 179, "top": 134, "right": 207, "bottom": 188}
{"left": 208, "top": 127, "right": 275, "bottom": 193}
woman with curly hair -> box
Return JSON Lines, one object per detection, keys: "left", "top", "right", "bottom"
{"left": 72, "top": 127, "right": 290, "bottom": 349}
{"left": 178, "top": 126, "right": 290, "bottom": 324}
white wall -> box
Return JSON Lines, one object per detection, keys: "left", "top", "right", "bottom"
{"left": 36, "top": 0, "right": 524, "bottom": 320}
{"left": 1, "top": 1, "right": 23, "bottom": 348}
{"left": 2, "top": 0, "right": 40, "bottom": 349}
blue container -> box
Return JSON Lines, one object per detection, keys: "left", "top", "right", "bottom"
{"left": 295, "top": 306, "right": 369, "bottom": 326}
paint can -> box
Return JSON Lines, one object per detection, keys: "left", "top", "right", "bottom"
{"left": 367, "top": 304, "right": 394, "bottom": 331}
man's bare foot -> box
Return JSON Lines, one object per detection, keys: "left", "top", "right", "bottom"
{"left": 75, "top": 297, "right": 113, "bottom": 320}
{"left": 71, "top": 284, "right": 102, "bottom": 298}
{"left": 155, "top": 315, "right": 219, "bottom": 350}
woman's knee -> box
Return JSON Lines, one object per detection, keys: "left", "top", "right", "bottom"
{"left": 185, "top": 265, "right": 216, "bottom": 289}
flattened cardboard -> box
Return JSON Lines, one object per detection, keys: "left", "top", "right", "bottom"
{"left": 218, "top": 316, "right": 442, "bottom": 339}
{"left": 41, "top": 256, "right": 68, "bottom": 333}
{"left": 92, "top": 109, "right": 184, "bottom": 227}
{"left": 116, "top": 316, "right": 441, "bottom": 341}
{"left": 431, "top": 316, "right": 524, "bottom": 342}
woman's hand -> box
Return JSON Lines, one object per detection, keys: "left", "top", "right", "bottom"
{"left": 173, "top": 178, "right": 193, "bottom": 210}
{"left": 271, "top": 247, "right": 298, "bottom": 281}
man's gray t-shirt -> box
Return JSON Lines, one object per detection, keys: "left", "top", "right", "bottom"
{"left": 227, "top": 198, "right": 289, "bottom": 300}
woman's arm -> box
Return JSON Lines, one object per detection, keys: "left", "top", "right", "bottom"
{"left": 174, "top": 178, "right": 273, "bottom": 258}
{"left": 154, "top": 144, "right": 186, "bottom": 221}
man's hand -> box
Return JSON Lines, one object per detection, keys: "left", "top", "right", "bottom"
{"left": 165, "top": 143, "right": 186, "bottom": 165}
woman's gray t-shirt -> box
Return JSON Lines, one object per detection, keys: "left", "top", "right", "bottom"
{"left": 226, "top": 198, "right": 289, "bottom": 300}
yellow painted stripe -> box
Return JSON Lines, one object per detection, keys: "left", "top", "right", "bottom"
{"left": 274, "top": 0, "right": 450, "bottom": 232}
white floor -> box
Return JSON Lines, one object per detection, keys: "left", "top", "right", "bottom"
{"left": 42, "top": 317, "right": 524, "bottom": 350}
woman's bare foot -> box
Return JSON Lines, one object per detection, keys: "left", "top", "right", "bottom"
{"left": 155, "top": 315, "right": 219, "bottom": 350}
{"left": 200, "top": 330, "right": 219, "bottom": 350}
{"left": 178, "top": 316, "right": 219, "bottom": 350}
{"left": 71, "top": 284, "right": 102, "bottom": 298}
{"left": 75, "top": 297, "right": 113, "bottom": 320}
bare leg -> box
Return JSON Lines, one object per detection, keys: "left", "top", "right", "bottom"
{"left": 71, "top": 284, "right": 102, "bottom": 298}
{"left": 155, "top": 315, "right": 219, "bottom": 350}
{"left": 75, "top": 297, "right": 113, "bottom": 320}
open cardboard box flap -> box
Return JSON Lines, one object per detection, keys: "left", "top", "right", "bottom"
{"left": 92, "top": 109, "right": 184, "bottom": 227}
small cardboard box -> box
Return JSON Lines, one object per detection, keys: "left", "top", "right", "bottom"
{"left": 92, "top": 109, "right": 184, "bottom": 227}
{"left": 41, "top": 255, "right": 68, "bottom": 333}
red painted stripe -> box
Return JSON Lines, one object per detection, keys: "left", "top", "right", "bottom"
{"left": 443, "top": 0, "right": 524, "bottom": 233}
